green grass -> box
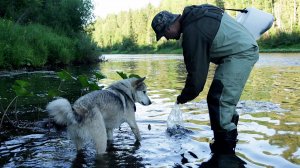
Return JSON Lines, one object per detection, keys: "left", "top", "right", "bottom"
{"left": 0, "top": 19, "right": 100, "bottom": 70}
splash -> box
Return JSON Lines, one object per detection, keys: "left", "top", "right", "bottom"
{"left": 167, "top": 104, "right": 184, "bottom": 128}
{"left": 166, "top": 104, "right": 192, "bottom": 136}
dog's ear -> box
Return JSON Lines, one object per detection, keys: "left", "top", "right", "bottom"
{"left": 133, "top": 77, "right": 146, "bottom": 87}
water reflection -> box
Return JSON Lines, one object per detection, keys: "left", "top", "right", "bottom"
{"left": 71, "top": 141, "right": 144, "bottom": 168}
{"left": 0, "top": 54, "right": 299, "bottom": 167}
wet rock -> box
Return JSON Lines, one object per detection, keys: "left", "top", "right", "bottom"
{"left": 188, "top": 151, "right": 198, "bottom": 159}
{"left": 181, "top": 153, "right": 189, "bottom": 164}
{"left": 166, "top": 124, "right": 193, "bottom": 137}
{"left": 148, "top": 124, "right": 151, "bottom": 130}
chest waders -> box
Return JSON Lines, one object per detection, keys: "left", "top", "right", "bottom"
{"left": 188, "top": 5, "right": 259, "bottom": 154}
{"left": 208, "top": 18, "right": 259, "bottom": 154}
{"left": 208, "top": 46, "right": 259, "bottom": 154}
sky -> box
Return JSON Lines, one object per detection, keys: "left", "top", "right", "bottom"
{"left": 93, "top": 0, "right": 162, "bottom": 18}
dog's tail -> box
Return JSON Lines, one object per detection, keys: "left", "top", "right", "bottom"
{"left": 46, "top": 98, "right": 77, "bottom": 125}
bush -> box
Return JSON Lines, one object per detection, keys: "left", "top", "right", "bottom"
{"left": 0, "top": 19, "right": 101, "bottom": 69}
{"left": 73, "top": 33, "right": 100, "bottom": 64}
{"left": 45, "top": 32, "right": 75, "bottom": 65}
{"left": 259, "top": 30, "right": 300, "bottom": 48}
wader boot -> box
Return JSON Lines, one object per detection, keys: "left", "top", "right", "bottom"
{"left": 209, "top": 111, "right": 239, "bottom": 154}
{"left": 210, "top": 129, "right": 238, "bottom": 154}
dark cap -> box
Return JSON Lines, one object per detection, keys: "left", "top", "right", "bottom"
{"left": 151, "top": 11, "right": 180, "bottom": 41}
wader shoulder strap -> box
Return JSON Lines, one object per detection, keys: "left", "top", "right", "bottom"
{"left": 224, "top": 8, "right": 248, "bottom": 13}
{"left": 182, "top": 5, "right": 223, "bottom": 30}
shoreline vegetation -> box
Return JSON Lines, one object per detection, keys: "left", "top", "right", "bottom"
{"left": 93, "top": 0, "right": 300, "bottom": 56}
{"left": 99, "top": 38, "right": 300, "bottom": 54}
{"left": 1, "top": 0, "right": 300, "bottom": 71}
{"left": 100, "top": 47, "right": 300, "bottom": 55}
{"left": 0, "top": 0, "right": 101, "bottom": 70}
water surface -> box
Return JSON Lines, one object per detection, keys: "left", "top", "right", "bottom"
{"left": 0, "top": 53, "right": 299, "bottom": 167}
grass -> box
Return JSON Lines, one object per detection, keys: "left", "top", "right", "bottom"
{"left": 0, "top": 19, "right": 101, "bottom": 70}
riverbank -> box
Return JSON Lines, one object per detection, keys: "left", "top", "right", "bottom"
{"left": 101, "top": 47, "right": 300, "bottom": 54}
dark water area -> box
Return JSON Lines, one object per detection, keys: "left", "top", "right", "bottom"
{"left": 0, "top": 53, "right": 299, "bottom": 167}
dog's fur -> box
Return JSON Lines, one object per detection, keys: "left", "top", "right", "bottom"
{"left": 46, "top": 77, "right": 151, "bottom": 154}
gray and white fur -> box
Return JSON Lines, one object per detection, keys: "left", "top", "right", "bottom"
{"left": 46, "top": 77, "right": 151, "bottom": 154}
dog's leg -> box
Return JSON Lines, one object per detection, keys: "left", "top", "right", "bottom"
{"left": 73, "top": 136, "right": 84, "bottom": 151}
{"left": 89, "top": 108, "right": 107, "bottom": 154}
{"left": 127, "top": 119, "right": 141, "bottom": 141}
{"left": 106, "top": 129, "right": 113, "bottom": 141}
{"left": 106, "top": 129, "right": 113, "bottom": 145}
{"left": 68, "top": 126, "right": 84, "bottom": 152}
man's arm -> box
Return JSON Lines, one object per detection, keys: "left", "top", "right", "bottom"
{"left": 177, "top": 29, "right": 210, "bottom": 104}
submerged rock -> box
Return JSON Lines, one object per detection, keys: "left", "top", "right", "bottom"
{"left": 195, "top": 100, "right": 289, "bottom": 113}
{"left": 166, "top": 124, "right": 193, "bottom": 137}
{"left": 236, "top": 100, "right": 289, "bottom": 113}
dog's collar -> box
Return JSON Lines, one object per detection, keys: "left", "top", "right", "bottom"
{"left": 109, "top": 86, "right": 136, "bottom": 112}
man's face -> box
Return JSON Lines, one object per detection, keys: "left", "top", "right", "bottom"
{"left": 164, "top": 23, "right": 181, "bottom": 40}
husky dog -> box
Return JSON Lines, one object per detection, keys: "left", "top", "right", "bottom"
{"left": 46, "top": 77, "right": 151, "bottom": 154}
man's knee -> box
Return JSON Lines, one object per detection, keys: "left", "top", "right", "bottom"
{"left": 207, "top": 79, "right": 223, "bottom": 104}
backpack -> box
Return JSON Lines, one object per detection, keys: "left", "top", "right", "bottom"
{"left": 227, "top": 7, "right": 274, "bottom": 40}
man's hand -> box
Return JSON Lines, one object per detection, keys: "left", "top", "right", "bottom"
{"left": 176, "top": 95, "right": 186, "bottom": 104}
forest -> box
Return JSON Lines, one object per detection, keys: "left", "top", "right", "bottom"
{"left": 1, "top": 0, "right": 299, "bottom": 69}
{"left": 92, "top": 0, "right": 300, "bottom": 53}
{"left": 0, "top": 0, "right": 100, "bottom": 69}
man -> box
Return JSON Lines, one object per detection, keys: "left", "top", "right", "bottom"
{"left": 151, "top": 4, "right": 259, "bottom": 154}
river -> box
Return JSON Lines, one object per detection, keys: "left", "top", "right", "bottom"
{"left": 0, "top": 53, "right": 299, "bottom": 167}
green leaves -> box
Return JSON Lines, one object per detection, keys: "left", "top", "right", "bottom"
{"left": 78, "top": 75, "right": 90, "bottom": 88}
{"left": 93, "top": 71, "right": 106, "bottom": 80}
{"left": 8, "top": 70, "right": 107, "bottom": 100}
{"left": 56, "top": 70, "right": 106, "bottom": 95}
{"left": 47, "top": 89, "right": 60, "bottom": 98}
{"left": 57, "top": 69, "right": 75, "bottom": 81}
{"left": 128, "top": 74, "right": 141, "bottom": 79}
{"left": 77, "top": 72, "right": 106, "bottom": 91}
{"left": 116, "top": 71, "right": 128, "bottom": 79}
{"left": 12, "top": 80, "right": 32, "bottom": 97}
{"left": 9, "top": 70, "right": 143, "bottom": 101}
{"left": 117, "top": 71, "right": 141, "bottom": 79}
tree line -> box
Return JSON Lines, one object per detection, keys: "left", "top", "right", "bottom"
{"left": 0, "top": 0, "right": 101, "bottom": 69}
{"left": 92, "top": 0, "right": 300, "bottom": 53}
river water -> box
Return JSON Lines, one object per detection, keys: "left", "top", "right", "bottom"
{"left": 0, "top": 53, "right": 299, "bottom": 167}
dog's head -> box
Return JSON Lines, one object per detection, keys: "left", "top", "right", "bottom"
{"left": 131, "top": 77, "right": 152, "bottom": 106}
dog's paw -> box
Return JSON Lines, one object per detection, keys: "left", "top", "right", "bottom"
{"left": 134, "top": 140, "right": 141, "bottom": 146}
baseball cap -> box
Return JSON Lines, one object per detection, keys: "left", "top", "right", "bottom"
{"left": 151, "top": 11, "right": 180, "bottom": 41}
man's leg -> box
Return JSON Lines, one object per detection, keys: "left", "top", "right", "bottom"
{"left": 207, "top": 46, "right": 259, "bottom": 154}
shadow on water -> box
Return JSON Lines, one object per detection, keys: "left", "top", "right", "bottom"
{"left": 71, "top": 141, "right": 145, "bottom": 168}
{"left": 198, "top": 154, "right": 246, "bottom": 168}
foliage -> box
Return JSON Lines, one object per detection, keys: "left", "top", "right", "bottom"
{"left": 116, "top": 71, "right": 141, "bottom": 79}
{"left": 0, "top": 0, "right": 94, "bottom": 33}
{"left": 0, "top": 19, "right": 101, "bottom": 69}
{"left": 0, "top": 19, "right": 73, "bottom": 68}
{"left": 93, "top": 0, "right": 300, "bottom": 53}
{"left": 258, "top": 29, "right": 300, "bottom": 48}
{"left": 0, "top": 0, "right": 101, "bottom": 69}
{"left": 0, "top": 69, "right": 107, "bottom": 129}
{"left": 73, "top": 32, "right": 101, "bottom": 64}
{"left": 55, "top": 70, "right": 106, "bottom": 96}
{"left": 0, "top": 80, "right": 32, "bottom": 129}
{"left": 12, "top": 80, "right": 33, "bottom": 97}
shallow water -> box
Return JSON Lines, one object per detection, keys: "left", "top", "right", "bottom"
{"left": 0, "top": 53, "right": 300, "bottom": 167}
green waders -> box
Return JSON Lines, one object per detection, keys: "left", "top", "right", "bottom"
{"left": 207, "top": 46, "right": 259, "bottom": 154}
